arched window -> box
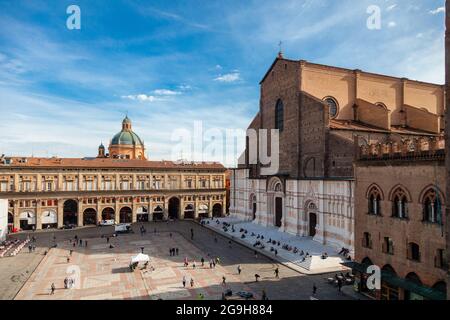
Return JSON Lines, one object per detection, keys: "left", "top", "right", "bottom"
{"left": 274, "top": 182, "right": 282, "bottom": 192}
{"left": 275, "top": 99, "right": 284, "bottom": 131}
{"left": 324, "top": 97, "right": 339, "bottom": 118}
{"left": 422, "top": 188, "right": 442, "bottom": 224}
{"left": 367, "top": 186, "right": 382, "bottom": 215}
{"left": 391, "top": 188, "right": 408, "bottom": 219}
{"left": 407, "top": 243, "right": 420, "bottom": 262}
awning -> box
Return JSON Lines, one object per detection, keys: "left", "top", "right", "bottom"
{"left": 343, "top": 261, "right": 446, "bottom": 300}
{"left": 131, "top": 253, "right": 150, "bottom": 264}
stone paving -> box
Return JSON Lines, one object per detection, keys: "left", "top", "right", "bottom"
{"left": 4, "top": 221, "right": 355, "bottom": 300}
{"left": 14, "top": 231, "right": 254, "bottom": 300}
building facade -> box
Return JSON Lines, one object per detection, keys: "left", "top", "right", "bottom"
{"left": 0, "top": 118, "right": 227, "bottom": 231}
{"left": 230, "top": 55, "right": 444, "bottom": 253}
{"left": 354, "top": 138, "right": 447, "bottom": 300}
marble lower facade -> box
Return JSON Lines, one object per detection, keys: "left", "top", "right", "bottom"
{"left": 4, "top": 190, "right": 226, "bottom": 231}
{"left": 229, "top": 169, "right": 354, "bottom": 253}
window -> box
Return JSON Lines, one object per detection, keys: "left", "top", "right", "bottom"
{"left": 138, "top": 181, "right": 146, "bottom": 190}
{"left": 407, "top": 243, "right": 420, "bottom": 262}
{"left": 324, "top": 97, "right": 339, "bottom": 118}
{"left": 121, "top": 181, "right": 130, "bottom": 190}
{"left": 382, "top": 237, "right": 394, "bottom": 255}
{"left": 368, "top": 186, "right": 382, "bottom": 215}
{"left": 0, "top": 181, "right": 8, "bottom": 192}
{"left": 435, "top": 249, "right": 446, "bottom": 269}
{"left": 275, "top": 99, "right": 284, "bottom": 131}
{"left": 422, "top": 188, "right": 442, "bottom": 224}
{"left": 391, "top": 188, "right": 408, "bottom": 219}
{"left": 362, "top": 232, "right": 372, "bottom": 249}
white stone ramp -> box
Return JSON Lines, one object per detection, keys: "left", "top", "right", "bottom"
{"left": 202, "top": 217, "right": 349, "bottom": 275}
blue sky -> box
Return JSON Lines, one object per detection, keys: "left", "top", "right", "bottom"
{"left": 0, "top": 0, "right": 446, "bottom": 165}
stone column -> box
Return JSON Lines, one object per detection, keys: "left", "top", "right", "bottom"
{"left": 208, "top": 196, "right": 213, "bottom": 218}
{"left": 132, "top": 197, "right": 137, "bottom": 223}
{"left": 148, "top": 197, "right": 153, "bottom": 221}
{"left": 57, "top": 199, "right": 64, "bottom": 228}
{"left": 13, "top": 200, "right": 20, "bottom": 230}
{"left": 96, "top": 197, "right": 101, "bottom": 224}
{"left": 115, "top": 200, "right": 120, "bottom": 223}
{"left": 35, "top": 199, "right": 42, "bottom": 230}
{"left": 179, "top": 196, "right": 185, "bottom": 219}
{"left": 77, "top": 198, "right": 83, "bottom": 227}
{"left": 194, "top": 196, "right": 199, "bottom": 219}
{"left": 163, "top": 197, "right": 169, "bottom": 220}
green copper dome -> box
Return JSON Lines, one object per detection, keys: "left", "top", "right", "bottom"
{"left": 111, "top": 131, "right": 143, "bottom": 146}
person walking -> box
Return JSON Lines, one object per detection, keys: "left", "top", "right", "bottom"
{"left": 69, "top": 249, "right": 73, "bottom": 256}
{"left": 106, "top": 237, "right": 110, "bottom": 244}
{"left": 254, "top": 250, "right": 258, "bottom": 259}
{"left": 85, "top": 240, "right": 88, "bottom": 247}
{"left": 193, "top": 261, "right": 196, "bottom": 269}
{"left": 237, "top": 265, "right": 242, "bottom": 275}
{"left": 201, "top": 257, "right": 205, "bottom": 267}
{"left": 313, "top": 284, "right": 317, "bottom": 295}
{"left": 222, "top": 276, "right": 226, "bottom": 286}
{"left": 175, "top": 248, "right": 179, "bottom": 256}
{"left": 50, "top": 283, "right": 55, "bottom": 295}
{"left": 274, "top": 267, "right": 279, "bottom": 279}
{"left": 216, "top": 257, "right": 220, "bottom": 265}
{"left": 182, "top": 276, "right": 186, "bottom": 288}
{"left": 254, "top": 274, "right": 260, "bottom": 282}
{"left": 141, "top": 247, "right": 145, "bottom": 254}
{"left": 262, "top": 290, "right": 267, "bottom": 300}
{"left": 190, "top": 278, "right": 194, "bottom": 287}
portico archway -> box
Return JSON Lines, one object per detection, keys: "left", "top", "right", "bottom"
{"left": 63, "top": 199, "right": 78, "bottom": 226}
{"left": 119, "top": 206, "right": 132, "bottom": 223}
{"left": 153, "top": 206, "right": 163, "bottom": 221}
{"left": 184, "top": 204, "right": 195, "bottom": 219}
{"left": 102, "top": 207, "right": 115, "bottom": 221}
{"left": 168, "top": 197, "right": 180, "bottom": 220}
{"left": 83, "top": 208, "right": 97, "bottom": 225}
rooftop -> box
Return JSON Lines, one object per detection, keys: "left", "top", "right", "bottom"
{"left": 0, "top": 157, "right": 226, "bottom": 171}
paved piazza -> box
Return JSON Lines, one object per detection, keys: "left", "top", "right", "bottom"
{"left": 3, "top": 221, "right": 353, "bottom": 300}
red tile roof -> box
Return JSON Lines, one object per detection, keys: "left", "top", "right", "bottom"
{"left": 0, "top": 157, "right": 226, "bottom": 170}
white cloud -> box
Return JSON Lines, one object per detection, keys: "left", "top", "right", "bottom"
{"left": 388, "top": 21, "right": 397, "bottom": 28}
{"left": 429, "top": 7, "right": 445, "bottom": 15}
{"left": 121, "top": 94, "right": 159, "bottom": 102}
{"left": 214, "top": 72, "right": 241, "bottom": 83}
{"left": 386, "top": 4, "right": 397, "bottom": 12}
{"left": 152, "top": 89, "right": 181, "bottom": 96}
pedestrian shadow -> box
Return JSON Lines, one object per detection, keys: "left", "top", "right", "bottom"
{"left": 111, "top": 267, "right": 131, "bottom": 274}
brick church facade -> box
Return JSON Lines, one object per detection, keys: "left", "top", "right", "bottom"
{"left": 230, "top": 53, "right": 445, "bottom": 254}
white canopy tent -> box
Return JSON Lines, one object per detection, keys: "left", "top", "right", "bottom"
{"left": 130, "top": 253, "right": 150, "bottom": 264}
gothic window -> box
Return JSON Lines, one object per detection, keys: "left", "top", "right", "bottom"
{"left": 362, "top": 232, "right": 372, "bottom": 249}
{"left": 275, "top": 99, "right": 284, "bottom": 131}
{"left": 422, "top": 188, "right": 442, "bottom": 224}
{"left": 407, "top": 243, "right": 420, "bottom": 262}
{"left": 367, "top": 186, "right": 382, "bottom": 215}
{"left": 391, "top": 187, "right": 408, "bottom": 219}
{"left": 324, "top": 97, "right": 339, "bottom": 118}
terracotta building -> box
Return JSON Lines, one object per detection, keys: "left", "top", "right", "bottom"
{"left": 353, "top": 138, "right": 447, "bottom": 300}
{"left": 0, "top": 117, "right": 227, "bottom": 231}
{"left": 230, "top": 53, "right": 444, "bottom": 254}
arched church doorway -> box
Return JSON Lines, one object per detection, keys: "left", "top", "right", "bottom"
{"left": 275, "top": 197, "right": 283, "bottom": 227}
{"left": 212, "top": 203, "right": 222, "bottom": 217}
{"left": 168, "top": 197, "right": 180, "bottom": 220}
{"left": 309, "top": 212, "right": 317, "bottom": 237}
{"left": 63, "top": 199, "right": 78, "bottom": 226}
